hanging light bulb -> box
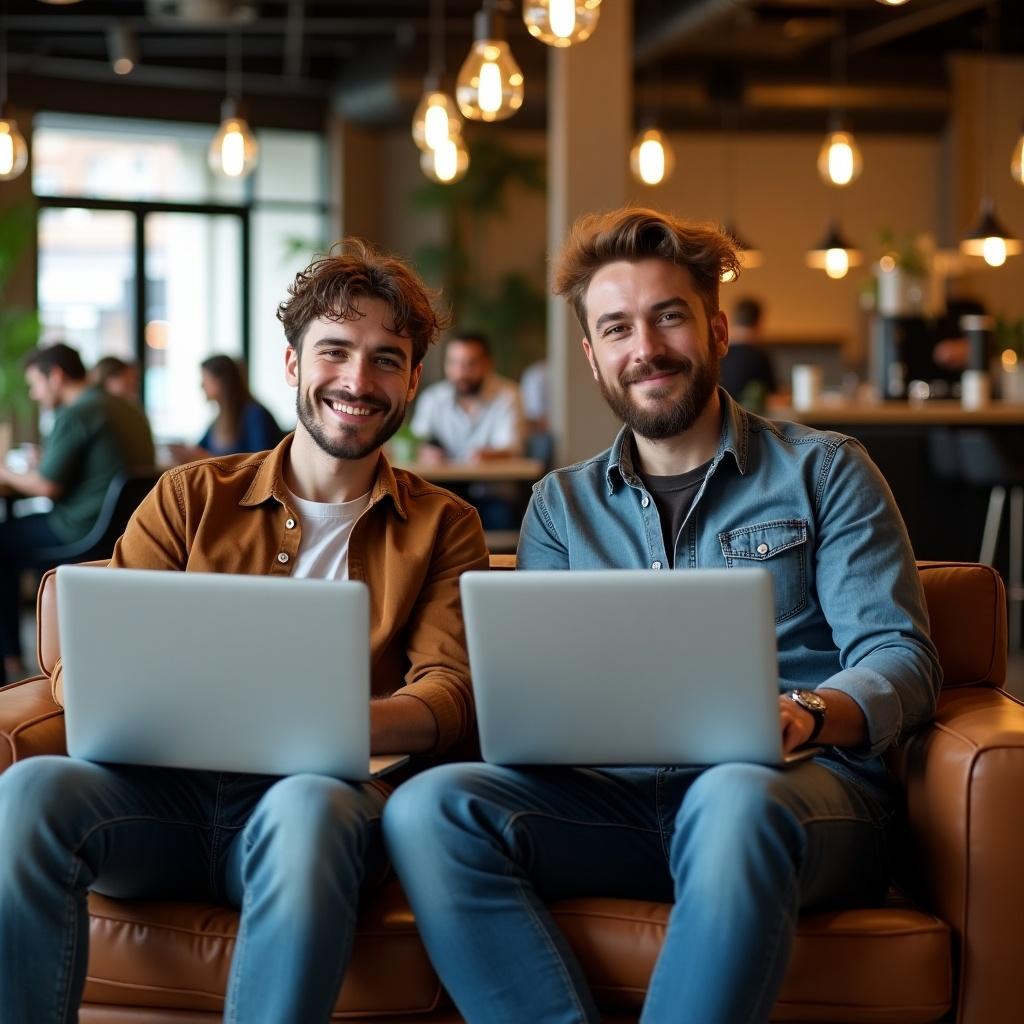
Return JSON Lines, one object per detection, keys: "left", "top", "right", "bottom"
{"left": 960, "top": 198, "right": 1022, "bottom": 268}
{"left": 806, "top": 221, "right": 862, "bottom": 280}
{"left": 420, "top": 136, "right": 470, "bottom": 185}
{"left": 209, "top": 99, "right": 259, "bottom": 179}
{"left": 523, "top": 0, "right": 601, "bottom": 48}
{"left": 209, "top": 33, "right": 258, "bottom": 180}
{"left": 874, "top": 0, "right": 911, "bottom": 6}
{"left": 0, "top": 116, "right": 28, "bottom": 181}
{"left": 413, "top": 85, "right": 463, "bottom": 152}
{"left": 630, "top": 128, "right": 674, "bottom": 187}
{"left": 1011, "top": 121, "right": 1024, "bottom": 186}
{"left": 817, "top": 124, "right": 863, "bottom": 188}
{"left": 457, "top": 2, "right": 525, "bottom": 122}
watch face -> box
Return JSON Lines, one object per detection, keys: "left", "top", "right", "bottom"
{"left": 798, "top": 689, "right": 827, "bottom": 713}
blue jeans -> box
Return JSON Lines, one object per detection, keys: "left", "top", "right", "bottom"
{"left": 0, "top": 756, "right": 388, "bottom": 1024}
{"left": 384, "top": 760, "right": 892, "bottom": 1024}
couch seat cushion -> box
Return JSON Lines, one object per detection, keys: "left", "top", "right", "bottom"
{"left": 83, "top": 881, "right": 442, "bottom": 1018}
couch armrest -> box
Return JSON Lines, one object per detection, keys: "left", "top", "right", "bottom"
{"left": 890, "top": 685, "right": 1024, "bottom": 1024}
{"left": 0, "top": 677, "right": 67, "bottom": 772}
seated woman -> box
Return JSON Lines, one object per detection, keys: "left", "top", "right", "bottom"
{"left": 171, "top": 355, "right": 283, "bottom": 463}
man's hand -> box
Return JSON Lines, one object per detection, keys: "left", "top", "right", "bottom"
{"left": 779, "top": 695, "right": 817, "bottom": 755}
{"left": 370, "top": 693, "right": 438, "bottom": 754}
{"left": 778, "top": 688, "right": 869, "bottom": 754}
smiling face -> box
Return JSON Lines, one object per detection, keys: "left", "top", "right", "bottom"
{"left": 286, "top": 296, "right": 422, "bottom": 461}
{"left": 581, "top": 258, "right": 728, "bottom": 440}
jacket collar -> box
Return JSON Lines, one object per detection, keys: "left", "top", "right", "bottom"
{"left": 603, "top": 387, "right": 750, "bottom": 494}
{"left": 240, "top": 433, "right": 407, "bottom": 519}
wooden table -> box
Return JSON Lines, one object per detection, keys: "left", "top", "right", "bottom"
{"left": 391, "top": 457, "right": 544, "bottom": 484}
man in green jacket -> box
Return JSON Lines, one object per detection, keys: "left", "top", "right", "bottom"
{"left": 0, "top": 342, "right": 154, "bottom": 680}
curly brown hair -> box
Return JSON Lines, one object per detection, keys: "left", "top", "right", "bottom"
{"left": 553, "top": 208, "right": 741, "bottom": 339}
{"left": 276, "top": 238, "right": 448, "bottom": 367}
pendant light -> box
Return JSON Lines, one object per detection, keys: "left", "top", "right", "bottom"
{"left": 1012, "top": 121, "right": 1024, "bottom": 186}
{"left": 457, "top": 1, "right": 525, "bottom": 123}
{"left": 720, "top": 103, "right": 762, "bottom": 280}
{"left": 630, "top": 127, "right": 674, "bottom": 187}
{"left": 420, "top": 137, "right": 470, "bottom": 185}
{"left": 523, "top": 0, "right": 601, "bottom": 48}
{"left": 0, "top": 6, "right": 27, "bottom": 182}
{"left": 818, "top": 8, "right": 863, "bottom": 188}
{"left": 413, "top": 0, "right": 464, "bottom": 156}
{"left": 806, "top": 220, "right": 862, "bottom": 280}
{"left": 960, "top": 3, "right": 1020, "bottom": 268}
{"left": 874, "top": 1, "right": 911, "bottom": 6}
{"left": 209, "top": 32, "right": 259, "bottom": 180}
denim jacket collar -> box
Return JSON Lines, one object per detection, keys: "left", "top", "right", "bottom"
{"left": 604, "top": 388, "right": 750, "bottom": 495}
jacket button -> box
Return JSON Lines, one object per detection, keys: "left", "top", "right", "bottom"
{"left": 285, "top": 518, "right": 296, "bottom": 529}
{"left": 651, "top": 560, "right": 663, "bottom": 570}
{"left": 641, "top": 495, "right": 650, "bottom": 508}
{"left": 277, "top": 552, "right": 290, "bottom": 564}
{"left": 756, "top": 543, "right": 769, "bottom": 555}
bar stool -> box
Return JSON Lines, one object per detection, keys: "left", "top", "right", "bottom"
{"left": 957, "top": 429, "right": 1024, "bottom": 648}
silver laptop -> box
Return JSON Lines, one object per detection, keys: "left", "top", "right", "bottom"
{"left": 462, "top": 568, "right": 810, "bottom": 767}
{"left": 57, "top": 566, "right": 408, "bottom": 781}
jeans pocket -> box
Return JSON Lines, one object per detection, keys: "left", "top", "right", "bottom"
{"left": 719, "top": 519, "right": 809, "bottom": 623}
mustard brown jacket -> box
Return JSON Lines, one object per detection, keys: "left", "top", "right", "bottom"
{"left": 51, "top": 435, "right": 489, "bottom": 757}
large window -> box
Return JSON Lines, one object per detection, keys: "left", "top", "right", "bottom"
{"left": 33, "top": 113, "right": 329, "bottom": 441}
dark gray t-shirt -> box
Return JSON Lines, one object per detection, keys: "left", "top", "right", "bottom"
{"left": 638, "top": 459, "right": 712, "bottom": 567}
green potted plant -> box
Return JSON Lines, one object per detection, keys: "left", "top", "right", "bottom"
{"left": 0, "top": 202, "right": 41, "bottom": 448}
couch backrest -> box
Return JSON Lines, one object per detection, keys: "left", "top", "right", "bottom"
{"left": 36, "top": 558, "right": 1007, "bottom": 688}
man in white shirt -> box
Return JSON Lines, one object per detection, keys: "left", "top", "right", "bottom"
{"left": 410, "top": 332, "right": 524, "bottom": 462}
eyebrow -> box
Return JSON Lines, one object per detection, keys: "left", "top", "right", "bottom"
{"left": 593, "top": 296, "right": 694, "bottom": 333}
{"left": 311, "top": 337, "right": 409, "bottom": 364}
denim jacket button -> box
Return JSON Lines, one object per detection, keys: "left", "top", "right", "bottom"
{"left": 651, "top": 560, "right": 663, "bottom": 570}
{"left": 757, "top": 543, "right": 769, "bottom": 555}
{"left": 641, "top": 495, "right": 650, "bottom": 508}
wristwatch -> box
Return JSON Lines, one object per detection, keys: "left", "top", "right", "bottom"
{"left": 786, "top": 689, "right": 827, "bottom": 743}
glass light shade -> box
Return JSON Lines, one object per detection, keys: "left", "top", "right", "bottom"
{"left": 412, "top": 90, "right": 463, "bottom": 152}
{"left": 208, "top": 107, "right": 259, "bottom": 179}
{"left": 523, "top": 0, "right": 601, "bottom": 47}
{"left": 0, "top": 119, "right": 29, "bottom": 181}
{"left": 817, "top": 129, "right": 863, "bottom": 188}
{"left": 456, "top": 40, "right": 524, "bottom": 122}
{"left": 960, "top": 199, "right": 1023, "bottom": 267}
{"left": 629, "top": 128, "right": 674, "bottom": 186}
{"left": 420, "top": 137, "right": 470, "bottom": 184}
{"left": 1011, "top": 126, "right": 1024, "bottom": 186}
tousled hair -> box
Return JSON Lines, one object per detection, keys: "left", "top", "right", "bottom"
{"left": 552, "top": 208, "right": 741, "bottom": 338}
{"left": 277, "top": 238, "right": 448, "bottom": 367}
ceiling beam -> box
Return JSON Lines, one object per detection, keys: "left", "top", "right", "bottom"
{"left": 847, "top": 0, "right": 989, "bottom": 54}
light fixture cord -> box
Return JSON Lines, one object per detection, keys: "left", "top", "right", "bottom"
{"left": 0, "top": 1, "right": 8, "bottom": 112}
{"left": 722, "top": 104, "right": 737, "bottom": 225}
{"left": 981, "top": 0, "right": 996, "bottom": 202}
{"left": 228, "top": 30, "right": 242, "bottom": 105}
{"left": 429, "top": 0, "right": 445, "bottom": 80}
{"left": 830, "top": 2, "right": 847, "bottom": 124}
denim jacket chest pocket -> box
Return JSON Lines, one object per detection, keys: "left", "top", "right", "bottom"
{"left": 718, "top": 519, "right": 809, "bottom": 623}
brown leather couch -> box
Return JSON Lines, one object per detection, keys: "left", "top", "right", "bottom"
{"left": 1, "top": 559, "right": 1021, "bottom": 1023}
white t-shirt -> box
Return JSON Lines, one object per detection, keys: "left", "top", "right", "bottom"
{"left": 286, "top": 488, "right": 371, "bottom": 581}
{"left": 410, "top": 374, "right": 524, "bottom": 460}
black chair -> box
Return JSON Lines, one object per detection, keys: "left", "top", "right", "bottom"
{"left": 957, "top": 430, "right": 1024, "bottom": 649}
{"left": 30, "top": 469, "right": 162, "bottom": 569}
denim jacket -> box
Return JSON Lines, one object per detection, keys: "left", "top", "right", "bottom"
{"left": 518, "top": 390, "right": 941, "bottom": 784}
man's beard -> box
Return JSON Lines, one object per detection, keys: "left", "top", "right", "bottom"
{"left": 595, "top": 344, "right": 719, "bottom": 441}
{"left": 296, "top": 372, "right": 407, "bottom": 461}
{"left": 453, "top": 376, "right": 485, "bottom": 398}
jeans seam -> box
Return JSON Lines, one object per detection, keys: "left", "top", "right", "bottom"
{"left": 743, "top": 872, "right": 798, "bottom": 1024}
{"left": 224, "top": 885, "right": 251, "bottom": 1023}
{"left": 55, "top": 856, "right": 84, "bottom": 1024}
{"left": 498, "top": 833, "right": 591, "bottom": 1024}
{"left": 209, "top": 773, "right": 227, "bottom": 894}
